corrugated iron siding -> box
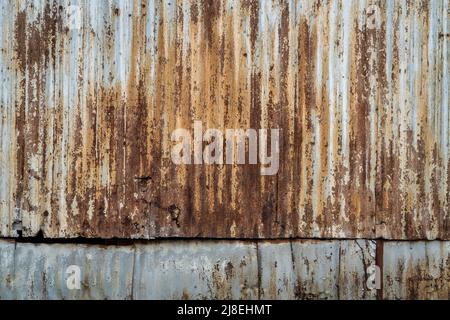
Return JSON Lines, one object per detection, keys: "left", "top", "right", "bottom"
{"left": 0, "top": 239, "right": 135, "bottom": 299}
{"left": 258, "top": 240, "right": 377, "bottom": 299}
{"left": 383, "top": 241, "right": 450, "bottom": 299}
{"left": 133, "top": 241, "right": 259, "bottom": 299}
{"left": 1, "top": 239, "right": 448, "bottom": 299}
{"left": 0, "top": 0, "right": 448, "bottom": 239}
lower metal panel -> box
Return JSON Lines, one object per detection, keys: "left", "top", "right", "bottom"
{"left": 0, "top": 239, "right": 448, "bottom": 299}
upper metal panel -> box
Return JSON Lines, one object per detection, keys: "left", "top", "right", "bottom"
{"left": 0, "top": 0, "right": 448, "bottom": 239}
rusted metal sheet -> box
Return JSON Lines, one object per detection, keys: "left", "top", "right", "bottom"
{"left": 133, "top": 241, "right": 258, "bottom": 299}
{"left": 375, "top": 0, "right": 450, "bottom": 240}
{"left": 258, "top": 240, "right": 376, "bottom": 299}
{"left": 0, "top": 0, "right": 448, "bottom": 239}
{"left": 383, "top": 241, "right": 450, "bottom": 299}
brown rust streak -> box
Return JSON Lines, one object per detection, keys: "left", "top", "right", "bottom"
{"left": 296, "top": 4, "right": 317, "bottom": 237}
{"left": 14, "top": 3, "right": 60, "bottom": 236}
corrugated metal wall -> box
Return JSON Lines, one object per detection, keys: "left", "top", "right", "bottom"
{"left": 0, "top": 239, "right": 448, "bottom": 299}
{"left": 0, "top": 0, "right": 448, "bottom": 239}
{"left": 0, "top": 0, "right": 449, "bottom": 300}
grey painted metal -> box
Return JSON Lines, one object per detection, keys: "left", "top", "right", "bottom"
{"left": 259, "top": 240, "right": 341, "bottom": 299}
{"left": 338, "top": 240, "right": 377, "bottom": 300}
{"left": 258, "top": 240, "right": 376, "bottom": 299}
{"left": 383, "top": 241, "right": 450, "bottom": 300}
{"left": 1, "top": 241, "right": 134, "bottom": 299}
{"left": 258, "top": 241, "right": 303, "bottom": 299}
{"left": 0, "top": 240, "right": 15, "bottom": 299}
{"left": 133, "top": 241, "right": 258, "bottom": 300}
{"left": 1, "top": 239, "right": 449, "bottom": 299}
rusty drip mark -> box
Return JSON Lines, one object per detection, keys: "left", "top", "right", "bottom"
{"left": 375, "top": 239, "right": 384, "bottom": 300}
{"left": 256, "top": 242, "right": 262, "bottom": 300}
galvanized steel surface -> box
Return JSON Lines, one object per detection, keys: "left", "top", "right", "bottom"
{"left": 0, "top": 0, "right": 449, "bottom": 239}
{"left": 133, "top": 241, "right": 259, "bottom": 299}
{"left": 259, "top": 240, "right": 342, "bottom": 299}
{"left": 383, "top": 241, "right": 450, "bottom": 299}
{"left": 0, "top": 240, "right": 135, "bottom": 299}
{"left": 258, "top": 240, "right": 376, "bottom": 299}
{"left": 0, "top": 239, "right": 448, "bottom": 299}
